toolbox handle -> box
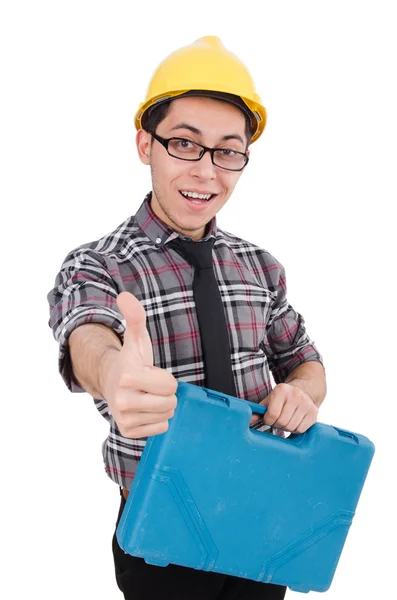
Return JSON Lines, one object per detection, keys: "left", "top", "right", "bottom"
{"left": 204, "top": 389, "right": 267, "bottom": 417}
{"left": 246, "top": 401, "right": 267, "bottom": 416}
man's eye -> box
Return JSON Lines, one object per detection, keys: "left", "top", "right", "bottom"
{"left": 219, "top": 149, "right": 238, "bottom": 156}
{"left": 178, "top": 139, "right": 195, "bottom": 148}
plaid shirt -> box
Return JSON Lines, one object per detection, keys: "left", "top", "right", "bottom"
{"left": 47, "top": 193, "right": 323, "bottom": 490}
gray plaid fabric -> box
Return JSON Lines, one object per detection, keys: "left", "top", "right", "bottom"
{"left": 47, "top": 193, "right": 323, "bottom": 489}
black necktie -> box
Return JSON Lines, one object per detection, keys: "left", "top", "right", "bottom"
{"left": 170, "top": 237, "right": 237, "bottom": 397}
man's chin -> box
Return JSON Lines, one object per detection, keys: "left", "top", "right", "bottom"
{"left": 171, "top": 217, "right": 209, "bottom": 240}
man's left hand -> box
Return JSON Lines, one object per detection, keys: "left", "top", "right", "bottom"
{"left": 250, "top": 383, "right": 318, "bottom": 434}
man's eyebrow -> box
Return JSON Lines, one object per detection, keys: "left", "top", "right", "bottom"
{"left": 169, "top": 123, "right": 201, "bottom": 135}
{"left": 169, "top": 123, "right": 245, "bottom": 146}
{"left": 222, "top": 133, "right": 245, "bottom": 145}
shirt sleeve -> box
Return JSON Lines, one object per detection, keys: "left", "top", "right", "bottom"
{"left": 262, "top": 261, "right": 324, "bottom": 384}
{"left": 47, "top": 248, "right": 126, "bottom": 393}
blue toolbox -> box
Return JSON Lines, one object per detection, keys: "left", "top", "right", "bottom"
{"left": 117, "top": 382, "right": 375, "bottom": 593}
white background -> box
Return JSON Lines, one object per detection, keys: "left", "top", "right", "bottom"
{"left": 1, "top": 1, "right": 396, "bottom": 598}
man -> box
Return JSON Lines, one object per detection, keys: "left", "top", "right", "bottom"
{"left": 47, "top": 36, "right": 326, "bottom": 599}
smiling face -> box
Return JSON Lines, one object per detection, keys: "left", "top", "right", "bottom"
{"left": 136, "top": 96, "right": 250, "bottom": 240}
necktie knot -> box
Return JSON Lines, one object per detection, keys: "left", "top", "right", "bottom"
{"left": 171, "top": 237, "right": 215, "bottom": 270}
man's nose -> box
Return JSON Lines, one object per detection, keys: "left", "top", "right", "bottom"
{"left": 189, "top": 150, "right": 217, "bottom": 180}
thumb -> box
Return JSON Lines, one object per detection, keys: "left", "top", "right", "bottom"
{"left": 116, "top": 291, "right": 154, "bottom": 367}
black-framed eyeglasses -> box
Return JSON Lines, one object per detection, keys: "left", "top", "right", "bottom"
{"left": 150, "top": 132, "right": 249, "bottom": 172}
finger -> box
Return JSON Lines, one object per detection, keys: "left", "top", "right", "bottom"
{"left": 117, "top": 292, "right": 153, "bottom": 366}
{"left": 271, "top": 401, "right": 297, "bottom": 430}
{"left": 119, "top": 365, "right": 178, "bottom": 396}
{"left": 250, "top": 402, "right": 263, "bottom": 427}
{"left": 120, "top": 418, "right": 172, "bottom": 439}
{"left": 118, "top": 392, "right": 178, "bottom": 414}
{"left": 293, "top": 413, "right": 317, "bottom": 434}
{"left": 117, "top": 408, "right": 175, "bottom": 435}
{"left": 129, "top": 408, "right": 176, "bottom": 428}
{"left": 262, "top": 387, "right": 286, "bottom": 427}
{"left": 284, "top": 408, "right": 307, "bottom": 433}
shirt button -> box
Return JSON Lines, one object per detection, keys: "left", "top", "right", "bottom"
{"left": 156, "top": 237, "right": 161, "bottom": 244}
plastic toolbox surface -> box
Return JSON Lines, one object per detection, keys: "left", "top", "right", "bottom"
{"left": 117, "top": 382, "right": 375, "bottom": 593}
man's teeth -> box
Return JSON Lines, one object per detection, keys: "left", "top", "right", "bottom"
{"left": 181, "top": 191, "right": 213, "bottom": 200}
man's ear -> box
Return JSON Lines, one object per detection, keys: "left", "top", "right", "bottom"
{"left": 136, "top": 129, "right": 152, "bottom": 165}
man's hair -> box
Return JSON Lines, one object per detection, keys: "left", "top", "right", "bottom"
{"left": 142, "top": 94, "right": 253, "bottom": 148}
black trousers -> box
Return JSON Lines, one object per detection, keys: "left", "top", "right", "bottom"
{"left": 112, "top": 492, "right": 287, "bottom": 600}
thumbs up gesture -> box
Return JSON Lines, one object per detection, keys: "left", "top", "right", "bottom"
{"left": 101, "top": 292, "right": 178, "bottom": 438}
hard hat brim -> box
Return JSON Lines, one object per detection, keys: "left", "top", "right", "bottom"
{"left": 136, "top": 89, "right": 266, "bottom": 144}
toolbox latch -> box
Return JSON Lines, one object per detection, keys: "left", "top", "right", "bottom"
{"left": 332, "top": 427, "right": 359, "bottom": 444}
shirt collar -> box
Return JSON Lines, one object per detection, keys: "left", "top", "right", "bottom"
{"left": 136, "top": 191, "right": 218, "bottom": 247}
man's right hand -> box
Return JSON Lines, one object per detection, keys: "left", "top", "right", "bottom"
{"left": 100, "top": 291, "right": 178, "bottom": 439}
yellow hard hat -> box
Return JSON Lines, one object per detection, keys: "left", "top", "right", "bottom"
{"left": 135, "top": 36, "right": 267, "bottom": 144}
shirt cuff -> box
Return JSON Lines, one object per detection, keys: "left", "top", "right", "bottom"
{"left": 271, "top": 344, "right": 324, "bottom": 384}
